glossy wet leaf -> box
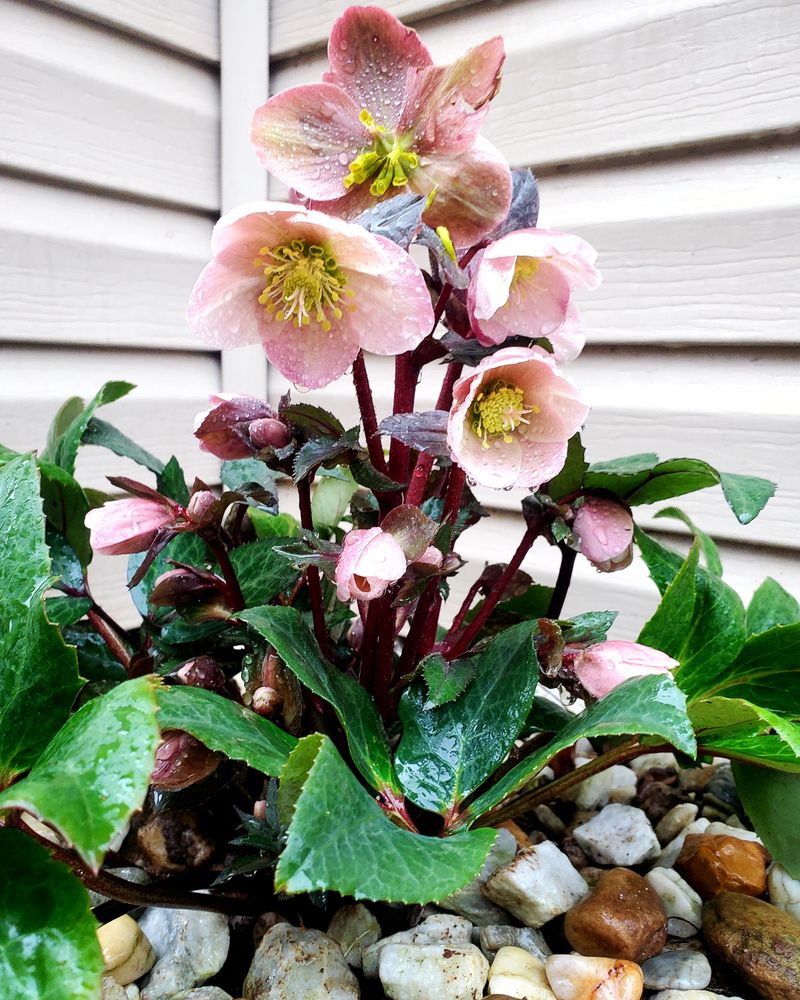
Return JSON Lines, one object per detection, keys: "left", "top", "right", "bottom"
{"left": 39, "top": 461, "right": 92, "bottom": 566}
{"left": 692, "top": 697, "right": 800, "bottom": 771}
{"left": 157, "top": 684, "right": 297, "bottom": 776}
{"left": 734, "top": 764, "right": 800, "bottom": 877}
{"left": 156, "top": 454, "right": 190, "bottom": 504}
{"left": 545, "top": 433, "right": 587, "bottom": 501}
{"left": 378, "top": 411, "right": 450, "bottom": 457}
{"left": 719, "top": 472, "right": 775, "bottom": 525}
{"left": 464, "top": 673, "right": 696, "bottom": 824}
{"left": 421, "top": 653, "right": 476, "bottom": 708}
{"left": 0, "top": 829, "right": 103, "bottom": 1000}
{"left": 655, "top": 506, "right": 722, "bottom": 575}
{"left": 241, "top": 605, "right": 400, "bottom": 793}
{"left": 746, "top": 578, "right": 800, "bottom": 636}
{"left": 276, "top": 734, "right": 497, "bottom": 903}
{"left": 396, "top": 621, "right": 539, "bottom": 813}
{"left": 221, "top": 457, "right": 277, "bottom": 492}
{"left": 0, "top": 677, "right": 160, "bottom": 869}
{"left": 230, "top": 538, "right": 300, "bottom": 606}
{"left": 45, "top": 596, "right": 91, "bottom": 627}
{"left": 53, "top": 381, "right": 134, "bottom": 476}
{"left": 523, "top": 695, "right": 576, "bottom": 737}
{"left": 638, "top": 542, "right": 700, "bottom": 658}
{"left": 0, "top": 456, "right": 82, "bottom": 783}
{"left": 293, "top": 428, "right": 360, "bottom": 482}
{"left": 82, "top": 417, "right": 165, "bottom": 475}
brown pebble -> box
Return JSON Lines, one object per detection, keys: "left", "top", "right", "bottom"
{"left": 135, "top": 810, "right": 215, "bottom": 873}
{"left": 676, "top": 833, "right": 769, "bottom": 900}
{"left": 564, "top": 867, "right": 667, "bottom": 963}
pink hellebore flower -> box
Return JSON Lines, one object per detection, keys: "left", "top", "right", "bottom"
{"left": 567, "top": 640, "right": 679, "bottom": 700}
{"left": 194, "top": 393, "right": 290, "bottom": 460}
{"left": 86, "top": 498, "right": 177, "bottom": 556}
{"left": 335, "top": 526, "right": 408, "bottom": 602}
{"left": 251, "top": 6, "right": 512, "bottom": 247}
{"left": 187, "top": 202, "right": 433, "bottom": 389}
{"left": 572, "top": 497, "right": 634, "bottom": 573}
{"left": 467, "top": 229, "right": 601, "bottom": 362}
{"left": 447, "top": 346, "right": 589, "bottom": 490}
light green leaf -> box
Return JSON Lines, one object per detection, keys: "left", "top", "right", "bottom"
{"left": 692, "top": 697, "right": 800, "bottom": 771}
{"left": 240, "top": 605, "right": 399, "bottom": 794}
{"left": 583, "top": 453, "right": 659, "bottom": 495}
{"left": 249, "top": 509, "right": 301, "bottom": 539}
{"left": 82, "top": 417, "right": 165, "bottom": 475}
{"left": 396, "top": 622, "right": 539, "bottom": 813}
{"left": 156, "top": 455, "right": 189, "bottom": 504}
{"left": 54, "top": 382, "right": 134, "bottom": 476}
{"left": 312, "top": 469, "right": 358, "bottom": 528}
{"left": 655, "top": 506, "right": 722, "bottom": 575}
{"left": 275, "top": 734, "right": 497, "bottom": 903}
{"left": 464, "top": 673, "right": 696, "bottom": 824}
{"left": 733, "top": 764, "right": 800, "bottom": 878}
{"left": 230, "top": 538, "right": 300, "bottom": 607}
{"left": 625, "top": 458, "right": 719, "bottom": 507}
{"left": 41, "top": 396, "right": 85, "bottom": 464}
{"left": 747, "top": 578, "right": 800, "bottom": 636}
{"left": 45, "top": 596, "right": 92, "bottom": 627}
{"left": 421, "top": 653, "right": 476, "bottom": 708}
{"left": 638, "top": 542, "right": 700, "bottom": 658}
{"left": 719, "top": 472, "right": 775, "bottom": 525}
{"left": 0, "top": 829, "right": 103, "bottom": 1000}
{"left": 0, "top": 677, "right": 160, "bottom": 869}
{"left": 157, "top": 684, "right": 297, "bottom": 776}
{"left": 221, "top": 458, "right": 278, "bottom": 492}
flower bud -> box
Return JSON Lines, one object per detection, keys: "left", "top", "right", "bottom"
{"left": 175, "top": 655, "right": 226, "bottom": 692}
{"left": 194, "top": 393, "right": 280, "bottom": 460}
{"left": 252, "top": 685, "right": 283, "bottom": 718}
{"left": 249, "top": 416, "right": 292, "bottom": 450}
{"left": 149, "top": 568, "right": 225, "bottom": 608}
{"left": 150, "top": 730, "right": 220, "bottom": 790}
{"left": 85, "top": 497, "right": 176, "bottom": 556}
{"left": 186, "top": 489, "right": 217, "bottom": 524}
{"left": 572, "top": 497, "right": 634, "bottom": 572}
{"left": 565, "top": 640, "right": 678, "bottom": 700}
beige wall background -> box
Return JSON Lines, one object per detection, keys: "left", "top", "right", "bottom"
{"left": 1, "top": 0, "right": 798, "bottom": 633}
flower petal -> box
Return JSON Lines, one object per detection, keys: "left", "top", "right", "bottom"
{"left": 187, "top": 255, "right": 266, "bottom": 350}
{"left": 251, "top": 83, "right": 370, "bottom": 199}
{"left": 260, "top": 319, "right": 361, "bottom": 390}
{"left": 548, "top": 303, "right": 586, "bottom": 364}
{"left": 483, "top": 229, "right": 601, "bottom": 290}
{"left": 325, "top": 5, "right": 432, "bottom": 130}
{"left": 472, "top": 257, "right": 572, "bottom": 342}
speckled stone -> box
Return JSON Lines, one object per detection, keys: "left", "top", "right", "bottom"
{"left": 545, "top": 955, "right": 644, "bottom": 1000}
{"left": 483, "top": 841, "right": 588, "bottom": 928}
{"left": 572, "top": 805, "right": 660, "bottom": 866}
{"left": 243, "top": 924, "right": 358, "bottom": 1000}
{"left": 640, "top": 949, "right": 711, "bottom": 990}
{"left": 378, "top": 942, "right": 489, "bottom": 1000}
{"left": 655, "top": 804, "right": 699, "bottom": 845}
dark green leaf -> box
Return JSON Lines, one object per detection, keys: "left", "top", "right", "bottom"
{"left": 41, "top": 396, "right": 85, "bottom": 463}
{"left": 156, "top": 455, "right": 189, "bottom": 504}
{"left": 350, "top": 457, "right": 404, "bottom": 492}
{"left": 62, "top": 624, "right": 127, "bottom": 687}
{"left": 421, "top": 654, "right": 476, "bottom": 708}
{"left": 230, "top": 538, "right": 300, "bottom": 606}
{"left": 46, "top": 527, "right": 85, "bottom": 592}
{"left": 38, "top": 461, "right": 92, "bottom": 566}
{"left": 635, "top": 526, "right": 683, "bottom": 595}
{"left": 82, "top": 417, "right": 165, "bottom": 474}
{"left": 638, "top": 542, "right": 700, "bottom": 658}
{"left": 240, "top": 605, "right": 400, "bottom": 793}
{"left": 54, "top": 382, "right": 134, "bottom": 475}
{"left": 221, "top": 458, "right": 278, "bottom": 492}
{"left": 0, "top": 829, "right": 104, "bottom": 1000}
{"left": 626, "top": 458, "right": 719, "bottom": 506}
{"left": 719, "top": 472, "right": 775, "bottom": 525}
{"left": 293, "top": 430, "right": 359, "bottom": 483}
{"left": 546, "top": 434, "right": 587, "bottom": 500}
{"left": 282, "top": 404, "right": 345, "bottom": 439}
{"left": 692, "top": 697, "right": 800, "bottom": 771}
{"left": 45, "top": 596, "right": 91, "bottom": 627}
{"left": 465, "top": 673, "right": 696, "bottom": 824}
{"left": 523, "top": 695, "right": 576, "bottom": 737}
{"left": 584, "top": 453, "right": 659, "bottom": 495}
{"left": 157, "top": 685, "right": 296, "bottom": 776}
{"left": 747, "top": 578, "right": 800, "bottom": 636}
{"left": 0, "top": 677, "right": 160, "bottom": 869}
{"left": 396, "top": 622, "right": 539, "bottom": 813}
{"left": 734, "top": 764, "right": 800, "bottom": 878}
{"left": 655, "top": 506, "right": 722, "bottom": 576}
{"left": 560, "top": 611, "right": 617, "bottom": 646}
{"left": 275, "top": 734, "right": 497, "bottom": 903}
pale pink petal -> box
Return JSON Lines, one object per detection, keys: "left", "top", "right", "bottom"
{"left": 86, "top": 498, "right": 176, "bottom": 556}
{"left": 209, "top": 202, "right": 304, "bottom": 262}
{"left": 305, "top": 181, "right": 382, "bottom": 224}
{"left": 335, "top": 526, "right": 407, "bottom": 602}
{"left": 573, "top": 498, "right": 634, "bottom": 568}
{"left": 401, "top": 37, "right": 505, "bottom": 155}
{"left": 355, "top": 531, "right": 407, "bottom": 581}
{"left": 571, "top": 640, "right": 678, "bottom": 699}
{"left": 467, "top": 251, "right": 515, "bottom": 341}
{"left": 260, "top": 320, "right": 361, "bottom": 390}
{"left": 412, "top": 137, "right": 512, "bottom": 247}
{"left": 508, "top": 355, "right": 589, "bottom": 442}
{"left": 251, "top": 84, "right": 370, "bottom": 199}
{"left": 187, "top": 255, "right": 266, "bottom": 350}
{"left": 548, "top": 303, "right": 586, "bottom": 364}
{"left": 483, "top": 229, "right": 601, "bottom": 290}
{"left": 472, "top": 257, "right": 572, "bottom": 342}
{"left": 325, "top": 6, "right": 432, "bottom": 130}
{"left": 415, "top": 546, "right": 443, "bottom": 569}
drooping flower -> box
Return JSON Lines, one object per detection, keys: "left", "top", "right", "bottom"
{"left": 467, "top": 229, "right": 601, "bottom": 361}
{"left": 571, "top": 497, "right": 634, "bottom": 572}
{"left": 194, "top": 393, "right": 290, "bottom": 460}
{"left": 250, "top": 6, "right": 512, "bottom": 246}
{"left": 566, "top": 640, "right": 678, "bottom": 700}
{"left": 86, "top": 497, "right": 178, "bottom": 556}
{"left": 447, "top": 346, "right": 589, "bottom": 490}
{"left": 335, "top": 526, "right": 408, "bottom": 602}
{"left": 187, "top": 202, "right": 434, "bottom": 389}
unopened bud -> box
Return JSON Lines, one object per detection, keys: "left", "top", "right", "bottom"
{"left": 249, "top": 417, "right": 292, "bottom": 450}
{"left": 150, "top": 568, "right": 224, "bottom": 608}
{"left": 150, "top": 730, "right": 220, "bottom": 790}
{"left": 186, "top": 489, "right": 217, "bottom": 524}
{"left": 175, "top": 655, "right": 226, "bottom": 692}
{"left": 252, "top": 685, "right": 283, "bottom": 718}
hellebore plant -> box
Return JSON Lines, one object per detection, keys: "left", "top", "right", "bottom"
{"left": 0, "top": 9, "right": 798, "bottom": 998}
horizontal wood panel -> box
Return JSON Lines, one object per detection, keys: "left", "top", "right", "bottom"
{"left": 0, "top": 0, "right": 219, "bottom": 208}
{"left": 42, "top": 0, "right": 220, "bottom": 62}
{"left": 272, "top": 0, "right": 800, "bottom": 169}
{"left": 0, "top": 346, "right": 221, "bottom": 489}
{"left": 0, "top": 176, "right": 212, "bottom": 350}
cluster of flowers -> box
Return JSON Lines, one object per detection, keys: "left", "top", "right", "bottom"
{"left": 87, "top": 6, "right": 676, "bottom": 702}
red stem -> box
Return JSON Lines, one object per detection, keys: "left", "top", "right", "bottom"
{"left": 205, "top": 537, "right": 245, "bottom": 612}
{"left": 388, "top": 352, "right": 419, "bottom": 485}
{"left": 296, "top": 477, "right": 332, "bottom": 661}
{"left": 438, "top": 577, "right": 484, "bottom": 651}
{"left": 442, "top": 464, "right": 466, "bottom": 531}
{"left": 87, "top": 610, "right": 132, "bottom": 672}
{"left": 352, "top": 350, "right": 388, "bottom": 475}
{"left": 397, "top": 579, "right": 439, "bottom": 680}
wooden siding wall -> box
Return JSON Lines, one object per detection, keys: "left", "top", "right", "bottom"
{"left": 267, "top": 0, "right": 800, "bottom": 636}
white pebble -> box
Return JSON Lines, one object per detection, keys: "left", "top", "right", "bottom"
{"left": 645, "top": 867, "right": 703, "bottom": 934}
{"left": 704, "top": 821, "right": 762, "bottom": 843}
{"left": 573, "top": 804, "right": 660, "bottom": 866}
{"left": 97, "top": 915, "right": 155, "bottom": 986}
{"left": 362, "top": 914, "right": 472, "bottom": 978}
{"left": 545, "top": 954, "right": 644, "bottom": 999}
{"left": 641, "top": 949, "right": 712, "bottom": 990}
{"left": 650, "top": 993, "right": 746, "bottom": 1000}
{"left": 768, "top": 861, "right": 800, "bottom": 919}
{"left": 488, "top": 946, "right": 555, "bottom": 999}
{"left": 629, "top": 752, "right": 678, "bottom": 776}
{"left": 573, "top": 765, "right": 637, "bottom": 810}
{"left": 378, "top": 942, "right": 488, "bottom": 1000}
{"left": 655, "top": 803, "right": 699, "bottom": 844}
{"left": 438, "top": 827, "right": 517, "bottom": 925}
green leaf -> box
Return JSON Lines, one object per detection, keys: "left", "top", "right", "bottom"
{"left": 230, "top": 538, "right": 300, "bottom": 607}
{"left": 733, "top": 764, "right": 800, "bottom": 878}
{"left": 249, "top": 509, "right": 301, "bottom": 540}
{"left": 747, "top": 578, "right": 800, "bottom": 636}
{"left": 156, "top": 455, "right": 190, "bottom": 504}
{"left": 719, "top": 472, "right": 775, "bottom": 525}
{"left": 396, "top": 622, "right": 539, "bottom": 814}
{"left": 584, "top": 453, "right": 659, "bottom": 495}
{"left": 691, "top": 697, "right": 800, "bottom": 771}
{"left": 655, "top": 506, "right": 722, "bottom": 576}
{"left": 282, "top": 403, "right": 345, "bottom": 439}
{"left": 54, "top": 382, "right": 134, "bottom": 475}
{"left": 421, "top": 654, "right": 476, "bottom": 708}
{"left": 311, "top": 470, "right": 358, "bottom": 529}
{"left": 82, "top": 417, "right": 165, "bottom": 475}
{"left": 523, "top": 695, "right": 576, "bottom": 737}
{"left": 45, "top": 596, "right": 91, "bottom": 627}
{"left": 0, "top": 456, "right": 82, "bottom": 783}
{"left": 41, "top": 396, "right": 85, "bottom": 463}
{"left": 47, "top": 527, "right": 85, "bottom": 592}
{"left": 38, "top": 461, "right": 92, "bottom": 566}
{"left": 0, "top": 828, "right": 104, "bottom": 1000}
{"left": 546, "top": 433, "right": 587, "bottom": 500}
{"left": 464, "top": 673, "right": 696, "bottom": 824}
{"left": 626, "top": 458, "right": 719, "bottom": 507}
{"left": 0, "top": 677, "right": 160, "bottom": 869}
{"left": 635, "top": 526, "right": 683, "bottom": 595}
{"left": 638, "top": 542, "right": 700, "bottom": 658}
{"left": 293, "top": 429, "right": 360, "bottom": 482}
{"left": 157, "top": 684, "right": 296, "bottom": 775}
{"left": 222, "top": 458, "right": 277, "bottom": 492}
{"left": 240, "top": 605, "right": 400, "bottom": 793}
{"left": 62, "top": 624, "right": 127, "bottom": 690}
{"left": 275, "top": 734, "right": 497, "bottom": 903}
{"left": 560, "top": 610, "right": 617, "bottom": 646}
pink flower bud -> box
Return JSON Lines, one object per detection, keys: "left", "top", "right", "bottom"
{"left": 252, "top": 685, "right": 283, "bottom": 717}
{"left": 150, "top": 568, "right": 224, "bottom": 608}
{"left": 186, "top": 489, "right": 217, "bottom": 523}
{"left": 567, "top": 640, "right": 678, "bottom": 700}
{"left": 572, "top": 497, "right": 634, "bottom": 572}
{"left": 85, "top": 497, "right": 176, "bottom": 556}
{"left": 335, "top": 527, "right": 408, "bottom": 603}
{"left": 193, "top": 393, "right": 277, "bottom": 460}
{"left": 150, "top": 730, "right": 220, "bottom": 790}
{"left": 249, "top": 417, "right": 292, "bottom": 450}
{"left": 175, "top": 656, "right": 226, "bottom": 692}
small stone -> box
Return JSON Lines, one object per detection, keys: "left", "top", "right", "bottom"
{"left": 243, "top": 924, "right": 358, "bottom": 1000}
{"left": 655, "top": 818, "right": 710, "bottom": 869}
{"left": 655, "top": 804, "right": 699, "bottom": 845}
{"left": 545, "top": 954, "right": 644, "bottom": 999}
{"left": 499, "top": 819, "right": 534, "bottom": 848}
{"left": 136, "top": 811, "right": 215, "bottom": 874}
{"left": 564, "top": 868, "right": 667, "bottom": 963}
{"left": 533, "top": 805, "right": 565, "bottom": 838}
{"left": 640, "top": 949, "right": 712, "bottom": 990}
{"left": 573, "top": 804, "right": 660, "bottom": 866}
{"left": 171, "top": 991, "right": 234, "bottom": 1000}
{"left": 645, "top": 868, "right": 702, "bottom": 935}
{"left": 704, "top": 763, "right": 740, "bottom": 810}
{"left": 439, "top": 828, "right": 517, "bottom": 926}
{"left": 378, "top": 942, "right": 489, "bottom": 1000}
{"left": 630, "top": 753, "right": 677, "bottom": 776}
{"left": 363, "top": 914, "right": 472, "bottom": 978}
{"left": 488, "top": 947, "right": 555, "bottom": 999}
{"left": 482, "top": 841, "right": 588, "bottom": 928}
{"left": 560, "top": 836, "right": 590, "bottom": 871}
{"left": 700, "top": 804, "right": 729, "bottom": 822}
{"left": 769, "top": 861, "right": 800, "bottom": 919}
{"left": 637, "top": 780, "right": 684, "bottom": 826}
{"left": 327, "top": 903, "right": 380, "bottom": 970}
{"left": 574, "top": 766, "right": 637, "bottom": 810}
{"left": 678, "top": 764, "right": 720, "bottom": 793}
{"left": 479, "top": 925, "right": 551, "bottom": 963}
{"left": 650, "top": 993, "right": 745, "bottom": 1000}
{"left": 574, "top": 738, "right": 597, "bottom": 762}
{"left": 703, "top": 891, "right": 800, "bottom": 1000}
{"left": 138, "top": 908, "right": 229, "bottom": 1000}
{"left": 675, "top": 833, "right": 769, "bottom": 900}
{"left": 97, "top": 915, "right": 155, "bottom": 986}
{"left": 704, "top": 820, "right": 761, "bottom": 843}
{"left": 102, "top": 976, "right": 129, "bottom": 1000}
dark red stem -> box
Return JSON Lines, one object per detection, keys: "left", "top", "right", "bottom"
{"left": 438, "top": 577, "right": 484, "bottom": 651}
{"left": 296, "top": 477, "right": 332, "bottom": 661}
{"left": 547, "top": 543, "right": 577, "bottom": 619}
{"left": 352, "top": 350, "right": 388, "bottom": 476}
{"left": 388, "top": 352, "right": 420, "bottom": 485}
{"left": 87, "top": 610, "right": 132, "bottom": 672}
{"left": 205, "top": 537, "right": 245, "bottom": 612}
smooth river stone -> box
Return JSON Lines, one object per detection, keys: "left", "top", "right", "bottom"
{"left": 640, "top": 949, "right": 712, "bottom": 990}
{"left": 483, "top": 841, "right": 588, "bottom": 928}
{"left": 545, "top": 955, "right": 643, "bottom": 1000}
{"left": 676, "top": 833, "right": 769, "bottom": 900}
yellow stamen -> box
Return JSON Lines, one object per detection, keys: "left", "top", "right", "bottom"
{"left": 471, "top": 380, "right": 539, "bottom": 449}
{"left": 513, "top": 257, "right": 541, "bottom": 285}
{"left": 344, "top": 109, "right": 419, "bottom": 196}
{"left": 254, "top": 239, "right": 350, "bottom": 331}
{"left": 436, "top": 226, "right": 457, "bottom": 262}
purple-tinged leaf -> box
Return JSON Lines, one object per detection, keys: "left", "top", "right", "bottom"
{"left": 354, "top": 192, "right": 427, "bottom": 248}
{"left": 381, "top": 504, "right": 440, "bottom": 561}
{"left": 379, "top": 411, "right": 449, "bottom": 457}
{"left": 490, "top": 168, "right": 539, "bottom": 240}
